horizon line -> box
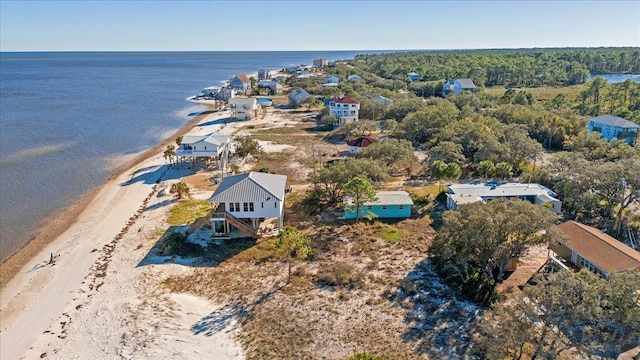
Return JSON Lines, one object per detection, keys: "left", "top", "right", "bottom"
{"left": 2, "top": 46, "right": 640, "bottom": 54}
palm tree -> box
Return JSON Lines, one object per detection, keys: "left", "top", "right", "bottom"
{"left": 169, "top": 181, "right": 190, "bottom": 199}
{"left": 164, "top": 145, "right": 176, "bottom": 165}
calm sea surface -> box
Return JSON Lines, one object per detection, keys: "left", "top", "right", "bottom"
{"left": 0, "top": 51, "right": 370, "bottom": 261}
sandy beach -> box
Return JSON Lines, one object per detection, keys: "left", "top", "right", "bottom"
{"left": 0, "top": 107, "right": 291, "bottom": 359}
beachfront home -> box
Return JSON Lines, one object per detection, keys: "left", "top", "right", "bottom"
{"left": 407, "top": 72, "right": 420, "bottom": 82}
{"left": 373, "top": 95, "right": 394, "bottom": 107}
{"left": 443, "top": 79, "right": 477, "bottom": 96}
{"left": 257, "top": 80, "right": 283, "bottom": 95}
{"left": 348, "top": 75, "right": 363, "bottom": 83}
{"left": 288, "top": 89, "right": 311, "bottom": 107}
{"left": 446, "top": 182, "right": 562, "bottom": 214}
{"left": 587, "top": 114, "right": 639, "bottom": 145}
{"left": 201, "top": 86, "right": 221, "bottom": 98}
{"left": 176, "top": 133, "right": 230, "bottom": 169}
{"left": 209, "top": 172, "right": 287, "bottom": 238}
{"left": 549, "top": 221, "right": 640, "bottom": 279}
{"left": 347, "top": 135, "right": 378, "bottom": 154}
{"left": 258, "top": 69, "right": 273, "bottom": 80}
{"left": 330, "top": 97, "right": 360, "bottom": 127}
{"left": 230, "top": 74, "right": 252, "bottom": 94}
{"left": 344, "top": 191, "right": 413, "bottom": 220}
{"left": 229, "top": 97, "right": 259, "bottom": 120}
{"left": 313, "top": 58, "right": 328, "bottom": 68}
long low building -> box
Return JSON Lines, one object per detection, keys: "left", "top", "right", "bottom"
{"left": 549, "top": 221, "right": 640, "bottom": 279}
{"left": 446, "top": 182, "right": 561, "bottom": 213}
{"left": 345, "top": 191, "right": 413, "bottom": 219}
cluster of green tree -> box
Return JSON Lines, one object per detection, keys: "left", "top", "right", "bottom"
{"left": 352, "top": 48, "right": 640, "bottom": 87}
{"left": 429, "top": 198, "right": 557, "bottom": 305}
{"left": 548, "top": 150, "right": 640, "bottom": 234}
{"left": 578, "top": 77, "right": 640, "bottom": 119}
{"left": 474, "top": 270, "right": 640, "bottom": 359}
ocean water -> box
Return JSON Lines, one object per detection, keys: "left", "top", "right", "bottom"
{"left": 0, "top": 51, "right": 369, "bottom": 261}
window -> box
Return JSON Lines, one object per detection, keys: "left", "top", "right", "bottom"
{"left": 261, "top": 202, "right": 264, "bottom": 208}
{"left": 235, "top": 202, "right": 240, "bottom": 212}
{"left": 274, "top": 202, "right": 277, "bottom": 208}
{"left": 382, "top": 205, "right": 387, "bottom": 210}
{"left": 243, "top": 202, "right": 249, "bottom": 212}
{"left": 249, "top": 202, "right": 254, "bottom": 212}
{"left": 367, "top": 205, "right": 373, "bottom": 211}
{"left": 399, "top": 205, "right": 404, "bottom": 210}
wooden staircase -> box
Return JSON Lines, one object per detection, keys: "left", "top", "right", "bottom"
{"left": 223, "top": 211, "right": 258, "bottom": 239}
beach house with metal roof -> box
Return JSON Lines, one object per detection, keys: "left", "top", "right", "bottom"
{"left": 407, "top": 72, "right": 420, "bottom": 82}
{"left": 344, "top": 191, "right": 413, "bottom": 219}
{"left": 443, "top": 78, "right": 477, "bottom": 96}
{"left": 446, "top": 182, "right": 562, "bottom": 214}
{"left": 330, "top": 97, "right": 360, "bottom": 127}
{"left": 209, "top": 172, "right": 287, "bottom": 238}
{"left": 176, "top": 133, "right": 230, "bottom": 168}
{"left": 549, "top": 221, "right": 640, "bottom": 279}
{"left": 229, "top": 97, "right": 259, "bottom": 120}
{"left": 288, "top": 88, "right": 311, "bottom": 107}
{"left": 587, "top": 114, "right": 639, "bottom": 145}
{"left": 325, "top": 75, "right": 340, "bottom": 84}
{"left": 373, "top": 95, "right": 394, "bottom": 107}
{"left": 347, "top": 74, "right": 363, "bottom": 83}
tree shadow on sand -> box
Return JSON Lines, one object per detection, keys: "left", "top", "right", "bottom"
{"left": 191, "top": 282, "right": 285, "bottom": 337}
{"left": 120, "top": 164, "right": 189, "bottom": 186}
{"left": 136, "top": 225, "right": 258, "bottom": 268}
{"left": 390, "top": 259, "right": 484, "bottom": 358}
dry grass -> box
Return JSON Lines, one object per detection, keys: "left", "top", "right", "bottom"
{"left": 154, "top": 110, "right": 483, "bottom": 359}
{"left": 482, "top": 84, "right": 586, "bottom": 102}
{"left": 167, "top": 200, "right": 212, "bottom": 226}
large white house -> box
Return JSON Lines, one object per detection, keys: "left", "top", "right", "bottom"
{"left": 208, "top": 172, "right": 287, "bottom": 238}
{"left": 446, "top": 182, "right": 562, "bottom": 214}
{"left": 176, "top": 133, "right": 230, "bottom": 168}
{"left": 229, "top": 97, "right": 259, "bottom": 120}
{"left": 329, "top": 97, "right": 360, "bottom": 127}
{"left": 443, "top": 78, "right": 476, "bottom": 96}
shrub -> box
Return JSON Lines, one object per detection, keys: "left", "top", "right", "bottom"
{"left": 348, "top": 353, "right": 386, "bottom": 360}
{"left": 161, "top": 231, "right": 203, "bottom": 257}
{"left": 316, "top": 262, "right": 363, "bottom": 289}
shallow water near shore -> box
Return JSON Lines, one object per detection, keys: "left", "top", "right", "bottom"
{"left": 0, "top": 51, "right": 367, "bottom": 262}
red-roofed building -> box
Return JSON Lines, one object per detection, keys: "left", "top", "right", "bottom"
{"left": 347, "top": 135, "right": 378, "bottom": 154}
{"left": 231, "top": 74, "right": 252, "bottom": 94}
{"left": 549, "top": 221, "right": 640, "bottom": 279}
{"left": 330, "top": 97, "right": 360, "bottom": 127}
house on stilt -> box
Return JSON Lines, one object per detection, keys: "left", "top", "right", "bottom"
{"left": 208, "top": 172, "right": 287, "bottom": 239}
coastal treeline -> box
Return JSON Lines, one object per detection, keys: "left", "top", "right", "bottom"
{"left": 353, "top": 48, "right": 640, "bottom": 87}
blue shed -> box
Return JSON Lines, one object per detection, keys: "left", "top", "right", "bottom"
{"left": 345, "top": 191, "right": 413, "bottom": 220}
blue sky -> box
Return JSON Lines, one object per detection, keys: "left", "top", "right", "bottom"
{"left": 1, "top": 1, "right": 638, "bottom": 51}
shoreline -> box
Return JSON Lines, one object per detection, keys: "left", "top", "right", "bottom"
{"left": 0, "top": 108, "right": 212, "bottom": 289}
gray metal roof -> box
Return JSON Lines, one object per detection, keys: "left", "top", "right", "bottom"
{"left": 456, "top": 78, "right": 476, "bottom": 89}
{"left": 346, "top": 191, "right": 413, "bottom": 206}
{"left": 181, "top": 133, "right": 230, "bottom": 147}
{"left": 448, "top": 182, "right": 557, "bottom": 198}
{"left": 590, "top": 115, "right": 640, "bottom": 129}
{"left": 209, "top": 172, "right": 287, "bottom": 203}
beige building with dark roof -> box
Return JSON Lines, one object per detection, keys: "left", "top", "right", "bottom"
{"left": 549, "top": 221, "right": 640, "bottom": 279}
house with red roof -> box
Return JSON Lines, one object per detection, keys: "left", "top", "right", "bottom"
{"left": 329, "top": 97, "right": 360, "bottom": 127}
{"left": 347, "top": 135, "right": 378, "bottom": 154}
{"left": 549, "top": 221, "right": 640, "bottom": 280}
{"left": 230, "top": 74, "right": 252, "bottom": 94}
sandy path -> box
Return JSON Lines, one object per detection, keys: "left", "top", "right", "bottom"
{"left": 0, "top": 106, "right": 296, "bottom": 359}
